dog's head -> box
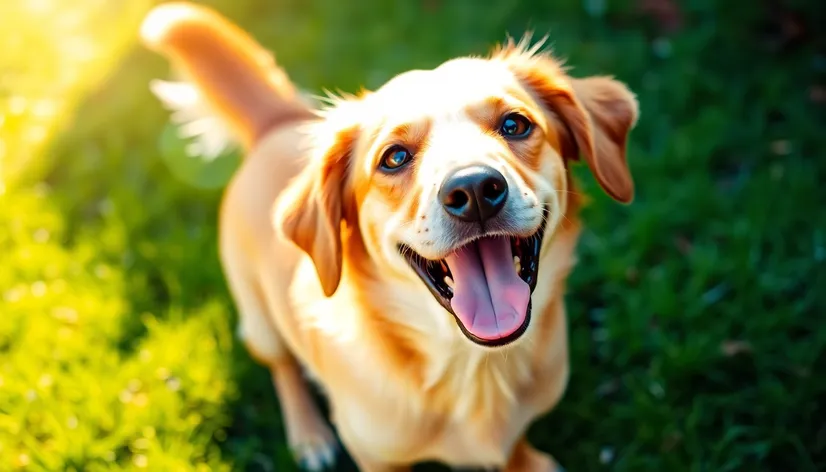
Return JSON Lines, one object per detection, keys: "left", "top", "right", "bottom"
{"left": 275, "top": 37, "right": 638, "bottom": 347}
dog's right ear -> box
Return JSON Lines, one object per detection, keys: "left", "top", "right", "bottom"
{"left": 273, "top": 97, "right": 363, "bottom": 297}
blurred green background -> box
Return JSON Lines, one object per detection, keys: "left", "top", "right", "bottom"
{"left": 1, "top": 0, "right": 824, "bottom": 470}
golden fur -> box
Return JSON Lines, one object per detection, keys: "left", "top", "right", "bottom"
{"left": 140, "top": 3, "right": 638, "bottom": 471}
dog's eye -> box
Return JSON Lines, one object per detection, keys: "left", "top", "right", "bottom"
{"left": 379, "top": 145, "right": 413, "bottom": 172}
{"left": 499, "top": 113, "right": 532, "bottom": 139}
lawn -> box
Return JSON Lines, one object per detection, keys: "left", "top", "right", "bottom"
{"left": 1, "top": 0, "right": 824, "bottom": 471}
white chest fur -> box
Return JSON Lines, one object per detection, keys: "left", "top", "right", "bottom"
{"left": 307, "top": 310, "right": 567, "bottom": 467}
{"left": 287, "top": 239, "right": 573, "bottom": 467}
{"left": 328, "top": 346, "right": 541, "bottom": 466}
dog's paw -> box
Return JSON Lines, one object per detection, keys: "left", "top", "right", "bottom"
{"left": 288, "top": 422, "right": 339, "bottom": 471}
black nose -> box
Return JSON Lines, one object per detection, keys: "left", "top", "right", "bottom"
{"left": 439, "top": 165, "right": 509, "bottom": 223}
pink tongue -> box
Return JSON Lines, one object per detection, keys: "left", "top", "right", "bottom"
{"left": 444, "top": 236, "right": 530, "bottom": 341}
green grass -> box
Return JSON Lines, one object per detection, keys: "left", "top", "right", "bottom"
{"left": 1, "top": 0, "right": 825, "bottom": 470}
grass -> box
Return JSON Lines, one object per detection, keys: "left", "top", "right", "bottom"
{"left": 1, "top": 0, "right": 825, "bottom": 470}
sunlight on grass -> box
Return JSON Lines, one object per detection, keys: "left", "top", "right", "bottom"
{"left": 0, "top": 0, "right": 154, "bottom": 190}
{"left": 0, "top": 1, "right": 239, "bottom": 469}
{"left": 0, "top": 188, "right": 235, "bottom": 470}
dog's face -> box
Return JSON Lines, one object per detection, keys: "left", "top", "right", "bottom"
{"left": 276, "top": 38, "right": 638, "bottom": 348}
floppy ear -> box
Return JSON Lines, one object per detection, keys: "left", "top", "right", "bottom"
{"left": 565, "top": 76, "right": 639, "bottom": 203}
{"left": 494, "top": 39, "right": 639, "bottom": 203}
{"left": 273, "top": 102, "right": 361, "bottom": 297}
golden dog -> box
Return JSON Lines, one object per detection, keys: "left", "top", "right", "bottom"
{"left": 141, "top": 3, "right": 638, "bottom": 471}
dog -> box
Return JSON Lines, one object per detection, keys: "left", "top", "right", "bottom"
{"left": 140, "top": 3, "right": 638, "bottom": 471}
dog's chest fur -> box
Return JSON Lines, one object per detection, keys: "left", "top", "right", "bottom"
{"left": 286, "top": 225, "right": 577, "bottom": 467}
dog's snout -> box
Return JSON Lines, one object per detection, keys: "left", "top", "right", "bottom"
{"left": 439, "top": 165, "right": 509, "bottom": 223}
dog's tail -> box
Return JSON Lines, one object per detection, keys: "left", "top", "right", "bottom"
{"left": 140, "top": 2, "right": 315, "bottom": 158}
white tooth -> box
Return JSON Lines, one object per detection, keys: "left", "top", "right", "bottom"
{"left": 444, "top": 276, "right": 455, "bottom": 288}
{"left": 513, "top": 256, "right": 521, "bottom": 273}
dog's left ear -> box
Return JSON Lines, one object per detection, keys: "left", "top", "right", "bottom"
{"left": 496, "top": 42, "right": 639, "bottom": 203}
{"left": 273, "top": 97, "right": 363, "bottom": 297}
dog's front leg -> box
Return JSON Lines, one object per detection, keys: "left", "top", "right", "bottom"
{"left": 342, "top": 445, "right": 411, "bottom": 472}
{"left": 348, "top": 454, "right": 411, "bottom": 472}
{"left": 271, "top": 356, "right": 338, "bottom": 471}
{"left": 503, "top": 439, "right": 565, "bottom": 472}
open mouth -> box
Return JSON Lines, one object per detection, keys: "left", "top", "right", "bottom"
{"left": 399, "top": 208, "right": 549, "bottom": 347}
